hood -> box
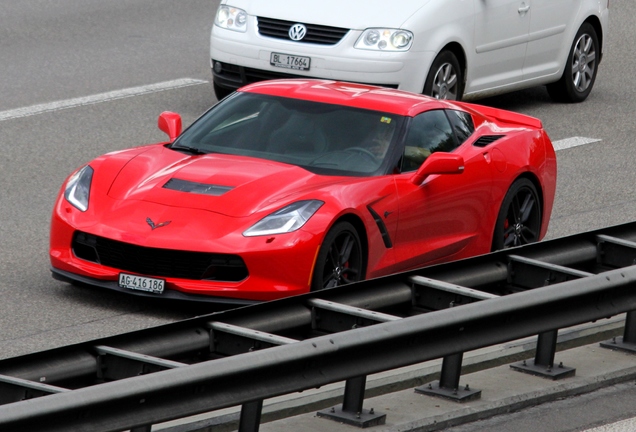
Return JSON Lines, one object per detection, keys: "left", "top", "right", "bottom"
{"left": 226, "top": 0, "right": 432, "bottom": 29}
{"left": 107, "top": 146, "right": 344, "bottom": 218}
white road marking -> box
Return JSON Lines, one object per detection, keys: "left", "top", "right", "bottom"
{"left": 583, "top": 417, "right": 636, "bottom": 431}
{"left": 552, "top": 136, "right": 602, "bottom": 151}
{"left": 0, "top": 78, "right": 208, "bottom": 121}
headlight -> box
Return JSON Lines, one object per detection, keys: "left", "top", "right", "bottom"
{"left": 354, "top": 29, "right": 413, "bottom": 51}
{"left": 64, "top": 165, "right": 93, "bottom": 212}
{"left": 214, "top": 5, "right": 248, "bottom": 32}
{"left": 243, "top": 200, "right": 324, "bottom": 237}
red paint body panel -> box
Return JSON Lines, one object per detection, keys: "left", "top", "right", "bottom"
{"left": 49, "top": 80, "right": 556, "bottom": 303}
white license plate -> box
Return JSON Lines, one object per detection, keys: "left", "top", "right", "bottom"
{"left": 118, "top": 273, "right": 165, "bottom": 294}
{"left": 270, "top": 52, "right": 311, "bottom": 71}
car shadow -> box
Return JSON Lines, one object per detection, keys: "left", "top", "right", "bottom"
{"left": 58, "top": 280, "right": 236, "bottom": 319}
{"left": 469, "top": 86, "right": 554, "bottom": 111}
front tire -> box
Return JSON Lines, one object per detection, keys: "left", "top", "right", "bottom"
{"left": 547, "top": 23, "right": 599, "bottom": 103}
{"left": 423, "top": 50, "right": 464, "bottom": 100}
{"left": 311, "top": 222, "right": 365, "bottom": 291}
{"left": 492, "top": 179, "right": 542, "bottom": 251}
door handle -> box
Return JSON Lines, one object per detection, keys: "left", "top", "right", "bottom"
{"left": 518, "top": 3, "right": 530, "bottom": 14}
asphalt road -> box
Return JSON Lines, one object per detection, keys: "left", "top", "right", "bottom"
{"left": 443, "top": 381, "right": 636, "bottom": 432}
{"left": 0, "top": 0, "right": 633, "bottom": 372}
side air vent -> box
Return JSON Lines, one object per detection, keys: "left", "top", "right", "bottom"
{"left": 163, "top": 178, "right": 233, "bottom": 196}
{"left": 367, "top": 206, "right": 393, "bottom": 248}
{"left": 473, "top": 135, "right": 505, "bottom": 147}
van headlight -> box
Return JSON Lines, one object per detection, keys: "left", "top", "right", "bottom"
{"left": 214, "top": 5, "right": 248, "bottom": 32}
{"left": 355, "top": 29, "right": 413, "bottom": 51}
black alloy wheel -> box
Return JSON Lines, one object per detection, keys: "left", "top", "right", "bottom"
{"left": 492, "top": 179, "right": 542, "bottom": 250}
{"left": 311, "top": 221, "right": 365, "bottom": 291}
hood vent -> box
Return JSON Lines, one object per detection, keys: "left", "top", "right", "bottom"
{"left": 163, "top": 178, "right": 234, "bottom": 196}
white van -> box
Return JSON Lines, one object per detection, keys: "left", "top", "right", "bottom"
{"left": 209, "top": 0, "right": 609, "bottom": 102}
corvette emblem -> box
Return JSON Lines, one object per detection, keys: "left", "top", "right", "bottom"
{"left": 288, "top": 23, "right": 307, "bottom": 41}
{"left": 146, "top": 217, "right": 171, "bottom": 230}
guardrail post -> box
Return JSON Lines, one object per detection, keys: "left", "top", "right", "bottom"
{"left": 415, "top": 352, "right": 481, "bottom": 401}
{"left": 510, "top": 329, "right": 576, "bottom": 379}
{"left": 238, "top": 399, "right": 263, "bottom": 432}
{"left": 317, "top": 375, "right": 386, "bottom": 427}
{"left": 600, "top": 310, "right": 636, "bottom": 353}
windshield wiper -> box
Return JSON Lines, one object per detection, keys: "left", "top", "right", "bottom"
{"left": 170, "top": 144, "right": 208, "bottom": 155}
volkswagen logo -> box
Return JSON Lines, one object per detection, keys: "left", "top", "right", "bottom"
{"left": 288, "top": 23, "right": 307, "bottom": 41}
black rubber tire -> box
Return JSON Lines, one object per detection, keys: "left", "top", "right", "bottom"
{"left": 311, "top": 221, "right": 365, "bottom": 291}
{"left": 546, "top": 23, "right": 599, "bottom": 103}
{"left": 423, "top": 50, "right": 464, "bottom": 100}
{"left": 492, "top": 179, "right": 542, "bottom": 251}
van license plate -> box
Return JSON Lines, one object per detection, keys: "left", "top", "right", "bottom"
{"left": 270, "top": 52, "right": 311, "bottom": 71}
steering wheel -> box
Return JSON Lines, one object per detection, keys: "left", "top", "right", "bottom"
{"left": 344, "top": 146, "right": 378, "bottom": 160}
{"left": 310, "top": 147, "right": 379, "bottom": 167}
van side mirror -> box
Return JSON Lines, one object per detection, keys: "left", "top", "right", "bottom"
{"left": 410, "top": 152, "right": 464, "bottom": 185}
{"left": 158, "top": 111, "right": 182, "bottom": 142}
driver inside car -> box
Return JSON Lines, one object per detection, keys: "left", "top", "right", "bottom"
{"left": 365, "top": 116, "right": 397, "bottom": 158}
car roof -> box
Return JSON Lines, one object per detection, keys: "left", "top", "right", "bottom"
{"left": 238, "top": 79, "right": 450, "bottom": 117}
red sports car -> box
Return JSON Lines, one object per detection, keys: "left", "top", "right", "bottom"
{"left": 50, "top": 79, "right": 557, "bottom": 304}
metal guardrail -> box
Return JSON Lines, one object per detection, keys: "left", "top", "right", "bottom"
{"left": 1, "top": 223, "right": 636, "bottom": 431}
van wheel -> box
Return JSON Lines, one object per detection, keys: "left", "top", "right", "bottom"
{"left": 423, "top": 50, "right": 463, "bottom": 100}
{"left": 547, "top": 23, "right": 599, "bottom": 103}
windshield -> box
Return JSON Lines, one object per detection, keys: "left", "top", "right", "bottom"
{"left": 172, "top": 93, "right": 405, "bottom": 176}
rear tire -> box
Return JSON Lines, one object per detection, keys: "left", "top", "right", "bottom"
{"left": 492, "top": 179, "right": 542, "bottom": 251}
{"left": 423, "top": 50, "right": 464, "bottom": 100}
{"left": 547, "top": 23, "right": 599, "bottom": 103}
{"left": 311, "top": 222, "right": 365, "bottom": 291}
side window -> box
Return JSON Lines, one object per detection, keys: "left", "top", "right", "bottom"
{"left": 447, "top": 109, "right": 474, "bottom": 144}
{"left": 401, "top": 110, "right": 456, "bottom": 172}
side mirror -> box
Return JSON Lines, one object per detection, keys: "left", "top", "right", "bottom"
{"left": 410, "top": 152, "right": 464, "bottom": 185}
{"left": 158, "top": 111, "right": 182, "bottom": 142}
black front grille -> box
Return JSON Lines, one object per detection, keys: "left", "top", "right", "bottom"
{"left": 215, "top": 62, "right": 298, "bottom": 87}
{"left": 72, "top": 232, "right": 248, "bottom": 282}
{"left": 212, "top": 62, "right": 399, "bottom": 91}
{"left": 257, "top": 17, "right": 349, "bottom": 45}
